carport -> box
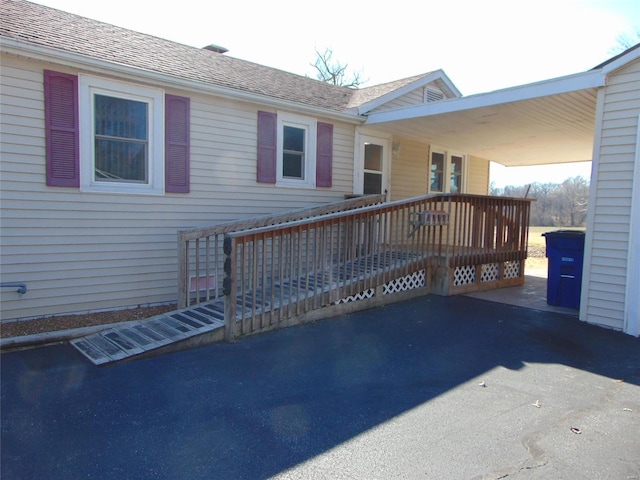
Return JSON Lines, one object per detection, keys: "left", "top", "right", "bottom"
{"left": 363, "top": 45, "right": 640, "bottom": 336}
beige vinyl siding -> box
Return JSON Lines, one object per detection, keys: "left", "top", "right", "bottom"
{"left": 388, "top": 139, "right": 490, "bottom": 201}
{"left": 582, "top": 58, "right": 640, "bottom": 331}
{"left": 467, "top": 156, "right": 490, "bottom": 195}
{"left": 0, "top": 55, "right": 356, "bottom": 321}
{"left": 389, "top": 137, "right": 429, "bottom": 201}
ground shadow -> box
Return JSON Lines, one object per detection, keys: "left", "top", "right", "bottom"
{"left": 2, "top": 295, "right": 639, "bottom": 479}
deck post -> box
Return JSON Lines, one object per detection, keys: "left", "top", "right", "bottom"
{"left": 223, "top": 235, "right": 237, "bottom": 342}
{"left": 177, "top": 233, "right": 189, "bottom": 309}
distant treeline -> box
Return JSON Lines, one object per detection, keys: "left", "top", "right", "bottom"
{"left": 490, "top": 176, "right": 589, "bottom": 227}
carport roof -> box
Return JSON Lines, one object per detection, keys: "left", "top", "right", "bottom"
{"left": 364, "top": 70, "right": 605, "bottom": 167}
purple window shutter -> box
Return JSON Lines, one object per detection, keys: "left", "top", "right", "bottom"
{"left": 165, "top": 94, "right": 190, "bottom": 193}
{"left": 257, "top": 111, "right": 277, "bottom": 183}
{"left": 316, "top": 122, "right": 333, "bottom": 187}
{"left": 44, "top": 70, "right": 79, "bottom": 187}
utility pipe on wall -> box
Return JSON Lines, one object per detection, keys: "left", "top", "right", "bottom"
{"left": 0, "top": 283, "right": 27, "bottom": 294}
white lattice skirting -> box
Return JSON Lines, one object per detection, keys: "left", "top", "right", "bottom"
{"left": 503, "top": 261, "right": 521, "bottom": 279}
{"left": 335, "top": 288, "right": 375, "bottom": 304}
{"left": 336, "top": 270, "right": 426, "bottom": 304}
{"left": 453, "top": 265, "right": 476, "bottom": 286}
{"left": 454, "top": 261, "right": 523, "bottom": 286}
{"left": 383, "top": 269, "right": 426, "bottom": 294}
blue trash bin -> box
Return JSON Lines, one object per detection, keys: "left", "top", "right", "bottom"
{"left": 542, "top": 230, "right": 585, "bottom": 309}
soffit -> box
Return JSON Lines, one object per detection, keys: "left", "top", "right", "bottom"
{"left": 365, "top": 88, "right": 598, "bottom": 167}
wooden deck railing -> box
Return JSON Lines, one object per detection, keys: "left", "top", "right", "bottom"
{"left": 177, "top": 194, "right": 386, "bottom": 309}
{"left": 177, "top": 194, "right": 532, "bottom": 341}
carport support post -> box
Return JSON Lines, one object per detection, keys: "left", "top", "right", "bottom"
{"left": 223, "top": 235, "right": 237, "bottom": 342}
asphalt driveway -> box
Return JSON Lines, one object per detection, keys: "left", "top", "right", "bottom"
{"left": 2, "top": 295, "right": 639, "bottom": 479}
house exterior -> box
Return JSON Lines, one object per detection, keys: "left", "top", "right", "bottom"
{"left": 1, "top": 0, "right": 638, "bottom": 337}
{"left": 0, "top": 0, "right": 490, "bottom": 322}
{"left": 582, "top": 49, "right": 640, "bottom": 337}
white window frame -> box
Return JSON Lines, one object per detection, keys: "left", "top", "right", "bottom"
{"left": 428, "top": 146, "right": 468, "bottom": 194}
{"left": 79, "top": 75, "right": 165, "bottom": 195}
{"left": 276, "top": 112, "right": 316, "bottom": 188}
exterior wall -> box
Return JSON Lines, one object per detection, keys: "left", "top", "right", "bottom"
{"left": 389, "top": 138, "right": 490, "bottom": 201}
{"left": 0, "top": 55, "right": 357, "bottom": 321}
{"left": 581, "top": 58, "right": 640, "bottom": 332}
{"left": 467, "top": 156, "right": 490, "bottom": 195}
{"left": 389, "top": 137, "right": 429, "bottom": 201}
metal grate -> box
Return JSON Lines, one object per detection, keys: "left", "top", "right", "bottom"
{"left": 71, "top": 305, "right": 225, "bottom": 365}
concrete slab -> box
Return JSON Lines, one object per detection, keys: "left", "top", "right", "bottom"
{"left": 466, "top": 273, "right": 579, "bottom": 316}
{"left": 2, "top": 295, "right": 638, "bottom": 479}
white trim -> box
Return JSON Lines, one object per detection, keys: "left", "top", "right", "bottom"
{"left": 1, "top": 38, "right": 365, "bottom": 125}
{"left": 356, "top": 70, "right": 462, "bottom": 115}
{"left": 598, "top": 45, "right": 640, "bottom": 75}
{"left": 428, "top": 146, "right": 468, "bottom": 194}
{"left": 579, "top": 87, "right": 606, "bottom": 322}
{"left": 276, "top": 112, "right": 317, "bottom": 188}
{"left": 79, "top": 75, "right": 165, "bottom": 195}
{"left": 624, "top": 115, "right": 640, "bottom": 336}
{"left": 365, "top": 69, "right": 606, "bottom": 125}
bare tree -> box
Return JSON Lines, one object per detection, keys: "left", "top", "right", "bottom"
{"left": 609, "top": 27, "right": 640, "bottom": 54}
{"left": 492, "top": 177, "right": 589, "bottom": 227}
{"left": 558, "top": 176, "right": 589, "bottom": 227}
{"left": 311, "top": 48, "right": 365, "bottom": 88}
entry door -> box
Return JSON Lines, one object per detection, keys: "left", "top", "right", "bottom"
{"left": 360, "top": 135, "right": 389, "bottom": 197}
{"left": 358, "top": 135, "right": 390, "bottom": 252}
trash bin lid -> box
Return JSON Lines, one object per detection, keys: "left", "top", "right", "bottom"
{"left": 542, "top": 230, "right": 585, "bottom": 237}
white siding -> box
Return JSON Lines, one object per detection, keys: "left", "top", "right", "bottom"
{"left": 582, "top": 58, "right": 640, "bottom": 331}
{"left": 0, "top": 55, "right": 356, "bottom": 320}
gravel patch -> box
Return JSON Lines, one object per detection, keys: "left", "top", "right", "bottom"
{"left": 0, "top": 304, "right": 177, "bottom": 339}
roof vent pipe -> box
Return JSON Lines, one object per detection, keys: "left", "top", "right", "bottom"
{"left": 203, "top": 44, "right": 229, "bottom": 54}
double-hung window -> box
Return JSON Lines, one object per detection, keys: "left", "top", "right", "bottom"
{"left": 79, "top": 75, "right": 164, "bottom": 194}
{"left": 256, "top": 110, "right": 332, "bottom": 187}
{"left": 282, "top": 125, "right": 305, "bottom": 179}
{"left": 276, "top": 113, "right": 316, "bottom": 187}
{"left": 428, "top": 147, "right": 467, "bottom": 194}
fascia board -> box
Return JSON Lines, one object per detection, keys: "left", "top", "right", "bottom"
{"left": 433, "top": 70, "right": 463, "bottom": 98}
{"left": 365, "top": 69, "right": 606, "bottom": 125}
{"left": 1, "top": 37, "right": 365, "bottom": 125}
{"left": 599, "top": 45, "right": 640, "bottom": 75}
{"left": 357, "top": 70, "right": 461, "bottom": 115}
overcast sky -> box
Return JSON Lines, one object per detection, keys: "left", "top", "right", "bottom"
{"left": 30, "top": 0, "right": 640, "bottom": 186}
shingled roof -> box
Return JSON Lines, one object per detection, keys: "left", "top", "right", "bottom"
{"left": 0, "top": 0, "right": 435, "bottom": 114}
